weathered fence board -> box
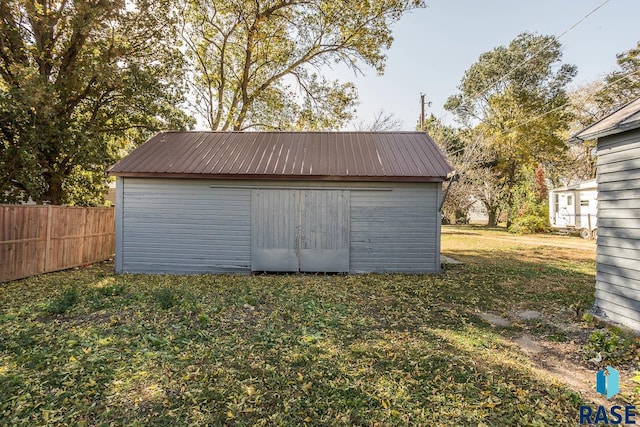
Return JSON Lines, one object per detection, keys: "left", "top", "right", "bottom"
{"left": 0, "top": 205, "right": 115, "bottom": 282}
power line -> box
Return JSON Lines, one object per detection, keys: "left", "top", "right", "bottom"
{"left": 468, "top": 0, "right": 611, "bottom": 103}
{"left": 498, "top": 67, "right": 640, "bottom": 137}
{"left": 431, "top": 1, "right": 610, "bottom": 131}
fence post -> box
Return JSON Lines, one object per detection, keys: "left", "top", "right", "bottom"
{"left": 81, "top": 208, "right": 87, "bottom": 264}
{"left": 44, "top": 205, "right": 52, "bottom": 272}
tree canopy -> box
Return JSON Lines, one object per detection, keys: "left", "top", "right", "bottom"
{"left": 0, "top": 0, "right": 192, "bottom": 205}
{"left": 596, "top": 41, "right": 640, "bottom": 112}
{"left": 180, "top": 0, "right": 424, "bottom": 131}
{"left": 561, "top": 42, "right": 640, "bottom": 186}
{"left": 444, "top": 32, "right": 576, "bottom": 226}
{"left": 2, "top": 1, "right": 638, "bottom": 210}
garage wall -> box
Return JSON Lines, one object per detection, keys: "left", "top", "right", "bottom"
{"left": 116, "top": 178, "right": 251, "bottom": 274}
{"left": 350, "top": 185, "right": 440, "bottom": 273}
{"left": 116, "top": 178, "right": 441, "bottom": 274}
{"left": 595, "top": 128, "right": 640, "bottom": 331}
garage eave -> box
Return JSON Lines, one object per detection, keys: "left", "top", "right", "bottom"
{"left": 108, "top": 172, "right": 448, "bottom": 183}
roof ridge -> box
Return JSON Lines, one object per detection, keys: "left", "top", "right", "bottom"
{"left": 108, "top": 131, "right": 453, "bottom": 181}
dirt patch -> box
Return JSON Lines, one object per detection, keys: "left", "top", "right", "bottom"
{"left": 514, "top": 334, "right": 546, "bottom": 354}
{"left": 477, "top": 312, "right": 512, "bottom": 327}
{"left": 510, "top": 312, "right": 638, "bottom": 406}
{"left": 515, "top": 309, "right": 542, "bottom": 320}
{"left": 531, "top": 349, "right": 612, "bottom": 407}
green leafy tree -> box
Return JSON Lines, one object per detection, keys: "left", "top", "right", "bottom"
{"left": 596, "top": 41, "right": 640, "bottom": 112}
{"left": 180, "top": 0, "right": 424, "bottom": 131}
{"left": 0, "top": 0, "right": 193, "bottom": 205}
{"left": 508, "top": 166, "right": 549, "bottom": 234}
{"left": 445, "top": 32, "right": 576, "bottom": 226}
{"left": 558, "top": 42, "right": 640, "bottom": 187}
{"left": 423, "top": 114, "right": 465, "bottom": 156}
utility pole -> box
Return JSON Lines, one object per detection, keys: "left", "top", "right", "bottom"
{"left": 420, "top": 93, "right": 425, "bottom": 131}
{"left": 419, "top": 93, "right": 431, "bottom": 131}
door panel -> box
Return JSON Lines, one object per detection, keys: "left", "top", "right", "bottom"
{"left": 299, "top": 190, "right": 350, "bottom": 272}
{"left": 251, "top": 189, "right": 299, "bottom": 271}
{"left": 251, "top": 189, "right": 349, "bottom": 272}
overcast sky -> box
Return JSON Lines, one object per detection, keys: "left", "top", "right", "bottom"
{"left": 328, "top": 0, "right": 640, "bottom": 130}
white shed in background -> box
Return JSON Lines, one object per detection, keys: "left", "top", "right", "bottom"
{"left": 548, "top": 179, "right": 598, "bottom": 239}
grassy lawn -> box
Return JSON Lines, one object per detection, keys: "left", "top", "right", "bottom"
{"left": 0, "top": 226, "right": 637, "bottom": 425}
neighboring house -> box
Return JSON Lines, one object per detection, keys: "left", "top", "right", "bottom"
{"left": 107, "top": 131, "right": 454, "bottom": 274}
{"left": 468, "top": 197, "right": 489, "bottom": 225}
{"left": 571, "top": 97, "right": 640, "bottom": 332}
{"left": 548, "top": 179, "right": 598, "bottom": 239}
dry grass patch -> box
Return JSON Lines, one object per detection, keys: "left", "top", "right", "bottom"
{"left": 0, "top": 226, "right": 637, "bottom": 425}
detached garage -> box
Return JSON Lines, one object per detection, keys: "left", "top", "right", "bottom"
{"left": 107, "top": 131, "right": 453, "bottom": 274}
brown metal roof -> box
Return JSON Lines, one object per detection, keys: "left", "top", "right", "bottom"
{"left": 570, "top": 97, "right": 640, "bottom": 142}
{"left": 108, "top": 131, "right": 454, "bottom": 182}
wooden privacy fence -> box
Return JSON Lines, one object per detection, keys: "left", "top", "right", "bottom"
{"left": 0, "top": 205, "right": 115, "bottom": 283}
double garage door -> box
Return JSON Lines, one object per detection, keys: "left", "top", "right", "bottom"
{"left": 251, "top": 189, "right": 349, "bottom": 272}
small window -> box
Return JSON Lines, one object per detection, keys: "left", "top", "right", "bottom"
{"left": 567, "top": 195, "right": 573, "bottom": 206}
{"left": 580, "top": 200, "right": 589, "bottom": 207}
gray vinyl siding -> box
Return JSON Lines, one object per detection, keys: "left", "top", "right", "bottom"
{"left": 117, "top": 179, "right": 441, "bottom": 274}
{"left": 120, "top": 178, "right": 251, "bottom": 274}
{"left": 350, "top": 185, "right": 440, "bottom": 273}
{"left": 595, "top": 128, "right": 640, "bottom": 331}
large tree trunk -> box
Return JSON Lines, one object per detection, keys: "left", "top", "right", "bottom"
{"left": 503, "top": 162, "right": 518, "bottom": 229}
{"left": 505, "top": 190, "right": 514, "bottom": 228}
{"left": 487, "top": 206, "right": 499, "bottom": 227}
{"left": 40, "top": 174, "right": 64, "bottom": 205}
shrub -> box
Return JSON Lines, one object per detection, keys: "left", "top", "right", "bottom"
{"left": 509, "top": 207, "right": 549, "bottom": 234}
{"left": 508, "top": 166, "right": 549, "bottom": 234}
{"left": 583, "top": 328, "right": 635, "bottom": 365}
{"left": 45, "top": 287, "right": 79, "bottom": 315}
{"left": 97, "top": 284, "right": 125, "bottom": 297}
{"left": 154, "top": 286, "right": 177, "bottom": 309}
